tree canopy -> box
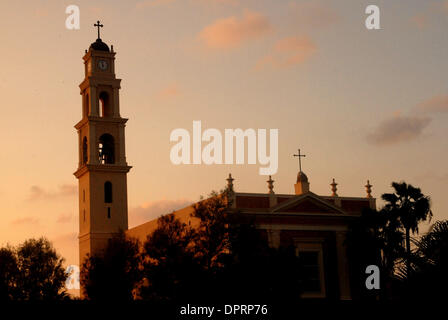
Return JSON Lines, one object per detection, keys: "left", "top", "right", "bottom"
{"left": 0, "top": 237, "right": 68, "bottom": 300}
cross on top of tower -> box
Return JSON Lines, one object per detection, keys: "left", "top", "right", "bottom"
{"left": 293, "top": 149, "right": 306, "bottom": 172}
{"left": 94, "top": 20, "right": 104, "bottom": 39}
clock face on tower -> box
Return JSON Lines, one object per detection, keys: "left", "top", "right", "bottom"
{"left": 98, "top": 60, "right": 108, "bottom": 71}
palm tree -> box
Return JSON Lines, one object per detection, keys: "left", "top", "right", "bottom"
{"left": 417, "top": 220, "right": 448, "bottom": 267}
{"left": 396, "top": 220, "right": 448, "bottom": 298}
{"left": 382, "top": 182, "right": 432, "bottom": 277}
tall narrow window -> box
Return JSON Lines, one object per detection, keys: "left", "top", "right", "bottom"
{"left": 98, "top": 134, "right": 115, "bottom": 164}
{"left": 300, "top": 251, "right": 321, "bottom": 293}
{"left": 83, "top": 93, "right": 90, "bottom": 117}
{"left": 83, "top": 190, "right": 85, "bottom": 202}
{"left": 99, "top": 91, "right": 112, "bottom": 118}
{"left": 296, "top": 242, "right": 326, "bottom": 298}
{"left": 83, "top": 209, "right": 86, "bottom": 222}
{"left": 82, "top": 137, "right": 88, "bottom": 164}
{"left": 104, "top": 181, "right": 112, "bottom": 203}
{"left": 107, "top": 207, "right": 111, "bottom": 219}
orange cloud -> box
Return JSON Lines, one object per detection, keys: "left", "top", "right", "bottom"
{"left": 199, "top": 11, "right": 271, "bottom": 49}
{"left": 256, "top": 36, "right": 316, "bottom": 70}
{"left": 51, "top": 232, "right": 78, "bottom": 246}
{"left": 28, "top": 184, "right": 77, "bottom": 201}
{"left": 156, "top": 84, "right": 181, "bottom": 100}
{"left": 56, "top": 213, "right": 73, "bottom": 224}
{"left": 12, "top": 217, "right": 39, "bottom": 226}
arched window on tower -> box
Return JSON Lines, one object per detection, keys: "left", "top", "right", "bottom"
{"left": 98, "top": 134, "right": 115, "bottom": 164}
{"left": 99, "top": 91, "right": 112, "bottom": 118}
{"left": 82, "top": 137, "right": 88, "bottom": 164}
{"left": 104, "top": 181, "right": 112, "bottom": 203}
{"left": 83, "top": 93, "right": 90, "bottom": 117}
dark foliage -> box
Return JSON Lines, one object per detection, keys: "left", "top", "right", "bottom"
{"left": 395, "top": 220, "right": 448, "bottom": 299}
{"left": 0, "top": 247, "right": 18, "bottom": 300}
{"left": 81, "top": 231, "right": 141, "bottom": 300}
{"left": 140, "top": 189, "right": 302, "bottom": 302}
{"left": 382, "top": 181, "right": 432, "bottom": 276}
{"left": 140, "top": 214, "right": 201, "bottom": 302}
{"left": 348, "top": 181, "right": 435, "bottom": 300}
{"left": 347, "top": 208, "right": 403, "bottom": 299}
{"left": 0, "top": 238, "right": 68, "bottom": 300}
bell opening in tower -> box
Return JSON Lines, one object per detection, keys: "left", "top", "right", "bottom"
{"left": 98, "top": 134, "right": 115, "bottom": 164}
{"left": 99, "top": 91, "right": 112, "bottom": 118}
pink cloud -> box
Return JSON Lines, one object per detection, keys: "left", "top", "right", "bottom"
{"left": 366, "top": 114, "right": 431, "bottom": 146}
{"left": 199, "top": 11, "right": 271, "bottom": 49}
{"left": 417, "top": 95, "right": 448, "bottom": 113}
{"left": 256, "top": 36, "right": 316, "bottom": 70}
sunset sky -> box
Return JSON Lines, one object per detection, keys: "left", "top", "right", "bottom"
{"left": 1, "top": 0, "right": 448, "bottom": 268}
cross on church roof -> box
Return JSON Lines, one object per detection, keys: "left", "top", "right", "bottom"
{"left": 293, "top": 149, "right": 306, "bottom": 172}
{"left": 94, "top": 20, "right": 104, "bottom": 39}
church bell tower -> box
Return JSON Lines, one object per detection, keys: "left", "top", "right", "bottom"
{"left": 74, "top": 22, "right": 131, "bottom": 265}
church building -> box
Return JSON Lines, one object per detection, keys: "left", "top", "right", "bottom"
{"left": 75, "top": 28, "right": 376, "bottom": 300}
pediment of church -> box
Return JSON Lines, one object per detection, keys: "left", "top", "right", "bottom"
{"left": 271, "top": 192, "right": 347, "bottom": 215}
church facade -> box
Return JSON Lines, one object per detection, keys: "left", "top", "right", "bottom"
{"left": 126, "top": 172, "right": 376, "bottom": 300}
{"left": 75, "top": 32, "right": 376, "bottom": 300}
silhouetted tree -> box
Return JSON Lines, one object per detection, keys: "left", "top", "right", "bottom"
{"left": 3, "top": 238, "right": 68, "bottom": 300}
{"left": 81, "top": 232, "right": 141, "bottom": 300}
{"left": 140, "top": 214, "right": 200, "bottom": 302}
{"left": 191, "top": 189, "right": 301, "bottom": 302}
{"left": 382, "top": 182, "right": 432, "bottom": 276}
{"left": 141, "top": 188, "right": 302, "bottom": 302}
{"left": 218, "top": 218, "right": 301, "bottom": 302}
{"left": 192, "top": 190, "right": 232, "bottom": 271}
{"left": 347, "top": 208, "right": 403, "bottom": 299}
{"left": 396, "top": 220, "right": 448, "bottom": 298}
{"left": 0, "top": 247, "right": 18, "bottom": 300}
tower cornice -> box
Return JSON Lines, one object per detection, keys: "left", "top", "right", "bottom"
{"left": 74, "top": 116, "right": 128, "bottom": 130}
{"left": 79, "top": 77, "right": 121, "bottom": 92}
{"left": 82, "top": 49, "right": 116, "bottom": 62}
{"left": 74, "top": 164, "right": 132, "bottom": 178}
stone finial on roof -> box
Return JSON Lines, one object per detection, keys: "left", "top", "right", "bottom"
{"left": 226, "top": 173, "right": 234, "bottom": 192}
{"left": 267, "top": 175, "right": 275, "bottom": 194}
{"left": 331, "top": 178, "right": 338, "bottom": 197}
{"left": 365, "top": 180, "right": 372, "bottom": 198}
